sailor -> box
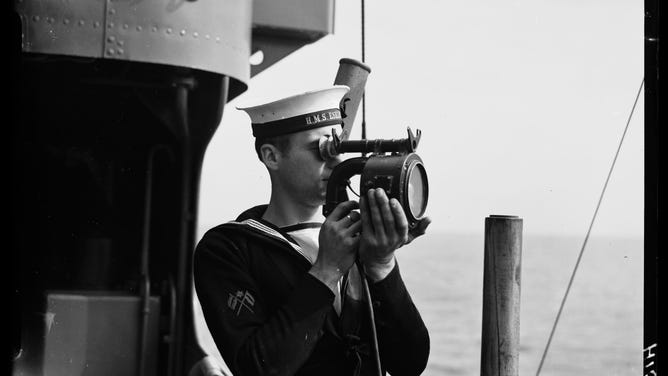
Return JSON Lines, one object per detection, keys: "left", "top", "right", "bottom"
{"left": 194, "top": 85, "right": 430, "bottom": 376}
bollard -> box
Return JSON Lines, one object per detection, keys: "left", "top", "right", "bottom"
{"left": 481, "top": 215, "right": 523, "bottom": 376}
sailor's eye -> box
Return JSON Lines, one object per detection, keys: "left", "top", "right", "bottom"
{"left": 312, "top": 148, "right": 325, "bottom": 161}
{"left": 307, "top": 141, "right": 324, "bottom": 160}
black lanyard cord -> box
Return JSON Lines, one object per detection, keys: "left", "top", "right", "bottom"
{"left": 356, "top": 258, "right": 383, "bottom": 376}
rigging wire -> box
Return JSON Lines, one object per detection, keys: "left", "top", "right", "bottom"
{"left": 360, "top": 0, "right": 367, "bottom": 141}
{"left": 347, "top": 180, "right": 361, "bottom": 198}
{"left": 534, "top": 78, "right": 645, "bottom": 376}
{"left": 358, "top": 3, "right": 382, "bottom": 376}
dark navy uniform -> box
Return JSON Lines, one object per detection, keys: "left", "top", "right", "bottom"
{"left": 194, "top": 205, "right": 430, "bottom": 376}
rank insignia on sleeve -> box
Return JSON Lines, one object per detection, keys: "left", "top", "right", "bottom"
{"left": 227, "top": 290, "right": 255, "bottom": 316}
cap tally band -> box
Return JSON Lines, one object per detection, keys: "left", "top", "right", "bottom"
{"left": 252, "top": 108, "right": 343, "bottom": 138}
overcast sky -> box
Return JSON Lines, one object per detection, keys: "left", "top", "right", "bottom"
{"left": 198, "top": 0, "right": 644, "bottom": 239}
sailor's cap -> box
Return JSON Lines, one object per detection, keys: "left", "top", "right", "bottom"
{"left": 238, "top": 85, "right": 350, "bottom": 138}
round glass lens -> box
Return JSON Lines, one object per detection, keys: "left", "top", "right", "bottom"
{"left": 407, "top": 164, "right": 427, "bottom": 218}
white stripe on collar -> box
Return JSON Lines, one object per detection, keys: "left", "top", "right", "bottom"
{"left": 226, "top": 219, "right": 313, "bottom": 263}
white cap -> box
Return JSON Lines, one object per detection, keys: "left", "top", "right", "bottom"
{"left": 237, "top": 85, "right": 350, "bottom": 138}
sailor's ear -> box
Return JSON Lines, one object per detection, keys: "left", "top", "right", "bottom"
{"left": 259, "top": 143, "right": 281, "bottom": 170}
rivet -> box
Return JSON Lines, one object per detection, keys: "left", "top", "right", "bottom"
{"left": 166, "top": 28, "right": 172, "bottom": 34}
{"left": 205, "top": 34, "right": 210, "bottom": 40}
{"left": 123, "top": 24, "right": 128, "bottom": 29}
{"left": 215, "top": 37, "right": 220, "bottom": 43}
{"left": 107, "top": 22, "right": 114, "bottom": 29}
{"left": 117, "top": 40, "right": 124, "bottom": 46}
{"left": 117, "top": 48, "right": 124, "bottom": 55}
{"left": 47, "top": 17, "right": 54, "bottom": 24}
{"left": 78, "top": 20, "right": 85, "bottom": 26}
{"left": 151, "top": 26, "right": 158, "bottom": 32}
{"left": 32, "top": 15, "right": 40, "bottom": 22}
{"left": 136, "top": 25, "right": 142, "bottom": 31}
{"left": 107, "top": 48, "right": 115, "bottom": 55}
{"left": 93, "top": 21, "right": 100, "bottom": 28}
{"left": 108, "top": 8, "right": 115, "bottom": 15}
{"left": 63, "top": 19, "right": 70, "bottom": 25}
{"left": 107, "top": 35, "right": 116, "bottom": 43}
{"left": 193, "top": 32, "right": 199, "bottom": 38}
{"left": 180, "top": 29, "right": 186, "bottom": 36}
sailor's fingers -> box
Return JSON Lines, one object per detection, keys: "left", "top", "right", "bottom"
{"left": 344, "top": 219, "right": 362, "bottom": 236}
{"left": 359, "top": 196, "right": 373, "bottom": 236}
{"left": 327, "top": 200, "right": 360, "bottom": 222}
{"left": 389, "top": 198, "right": 409, "bottom": 243}
{"left": 366, "top": 189, "right": 386, "bottom": 239}
{"left": 405, "top": 216, "right": 432, "bottom": 245}
{"left": 374, "top": 189, "right": 396, "bottom": 235}
{"left": 342, "top": 210, "right": 361, "bottom": 226}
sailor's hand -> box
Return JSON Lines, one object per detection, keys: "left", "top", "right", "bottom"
{"left": 405, "top": 216, "right": 432, "bottom": 245}
{"left": 358, "top": 188, "right": 409, "bottom": 281}
{"left": 310, "top": 200, "right": 361, "bottom": 292}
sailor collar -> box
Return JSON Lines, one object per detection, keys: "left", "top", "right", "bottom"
{"left": 224, "top": 208, "right": 322, "bottom": 264}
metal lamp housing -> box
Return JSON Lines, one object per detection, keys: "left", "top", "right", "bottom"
{"left": 360, "top": 153, "right": 428, "bottom": 228}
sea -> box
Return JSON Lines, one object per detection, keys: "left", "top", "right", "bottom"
{"left": 195, "top": 229, "right": 644, "bottom": 376}
{"left": 396, "top": 231, "right": 644, "bottom": 376}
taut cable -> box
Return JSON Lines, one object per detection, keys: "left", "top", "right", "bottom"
{"left": 535, "top": 78, "right": 645, "bottom": 375}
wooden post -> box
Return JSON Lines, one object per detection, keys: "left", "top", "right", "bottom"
{"left": 481, "top": 215, "right": 523, "bottom": 376}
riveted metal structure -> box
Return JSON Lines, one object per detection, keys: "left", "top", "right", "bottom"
{"left": 250, "top": 0, "right": 335, "bottom": 76}
{"left": 16, "top": 0, "right": 252, "bottom": 94}
{"left": 15, "top": 0, "right": 337, "bottom": 92}
{"left": 11, "top": 1, "right": 335, "bottom": 375}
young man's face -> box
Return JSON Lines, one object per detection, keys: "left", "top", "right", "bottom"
{"left": 275, "top": 125, "right": 342, "bottom": 208}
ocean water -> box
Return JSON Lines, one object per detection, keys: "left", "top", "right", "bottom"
{"left": 396, "top": 232, "right": 644, "bottom": 376}
{"left": 194, "top": 229, "right": 644, "bottom": 376}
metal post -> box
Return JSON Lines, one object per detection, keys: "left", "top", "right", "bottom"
{"left": 481, "top": 215, "right": 523, "bottom": 376}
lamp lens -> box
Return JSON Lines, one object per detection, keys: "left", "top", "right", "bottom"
{"left": 407, "top": 164, "right": 427, "bottom": 218}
